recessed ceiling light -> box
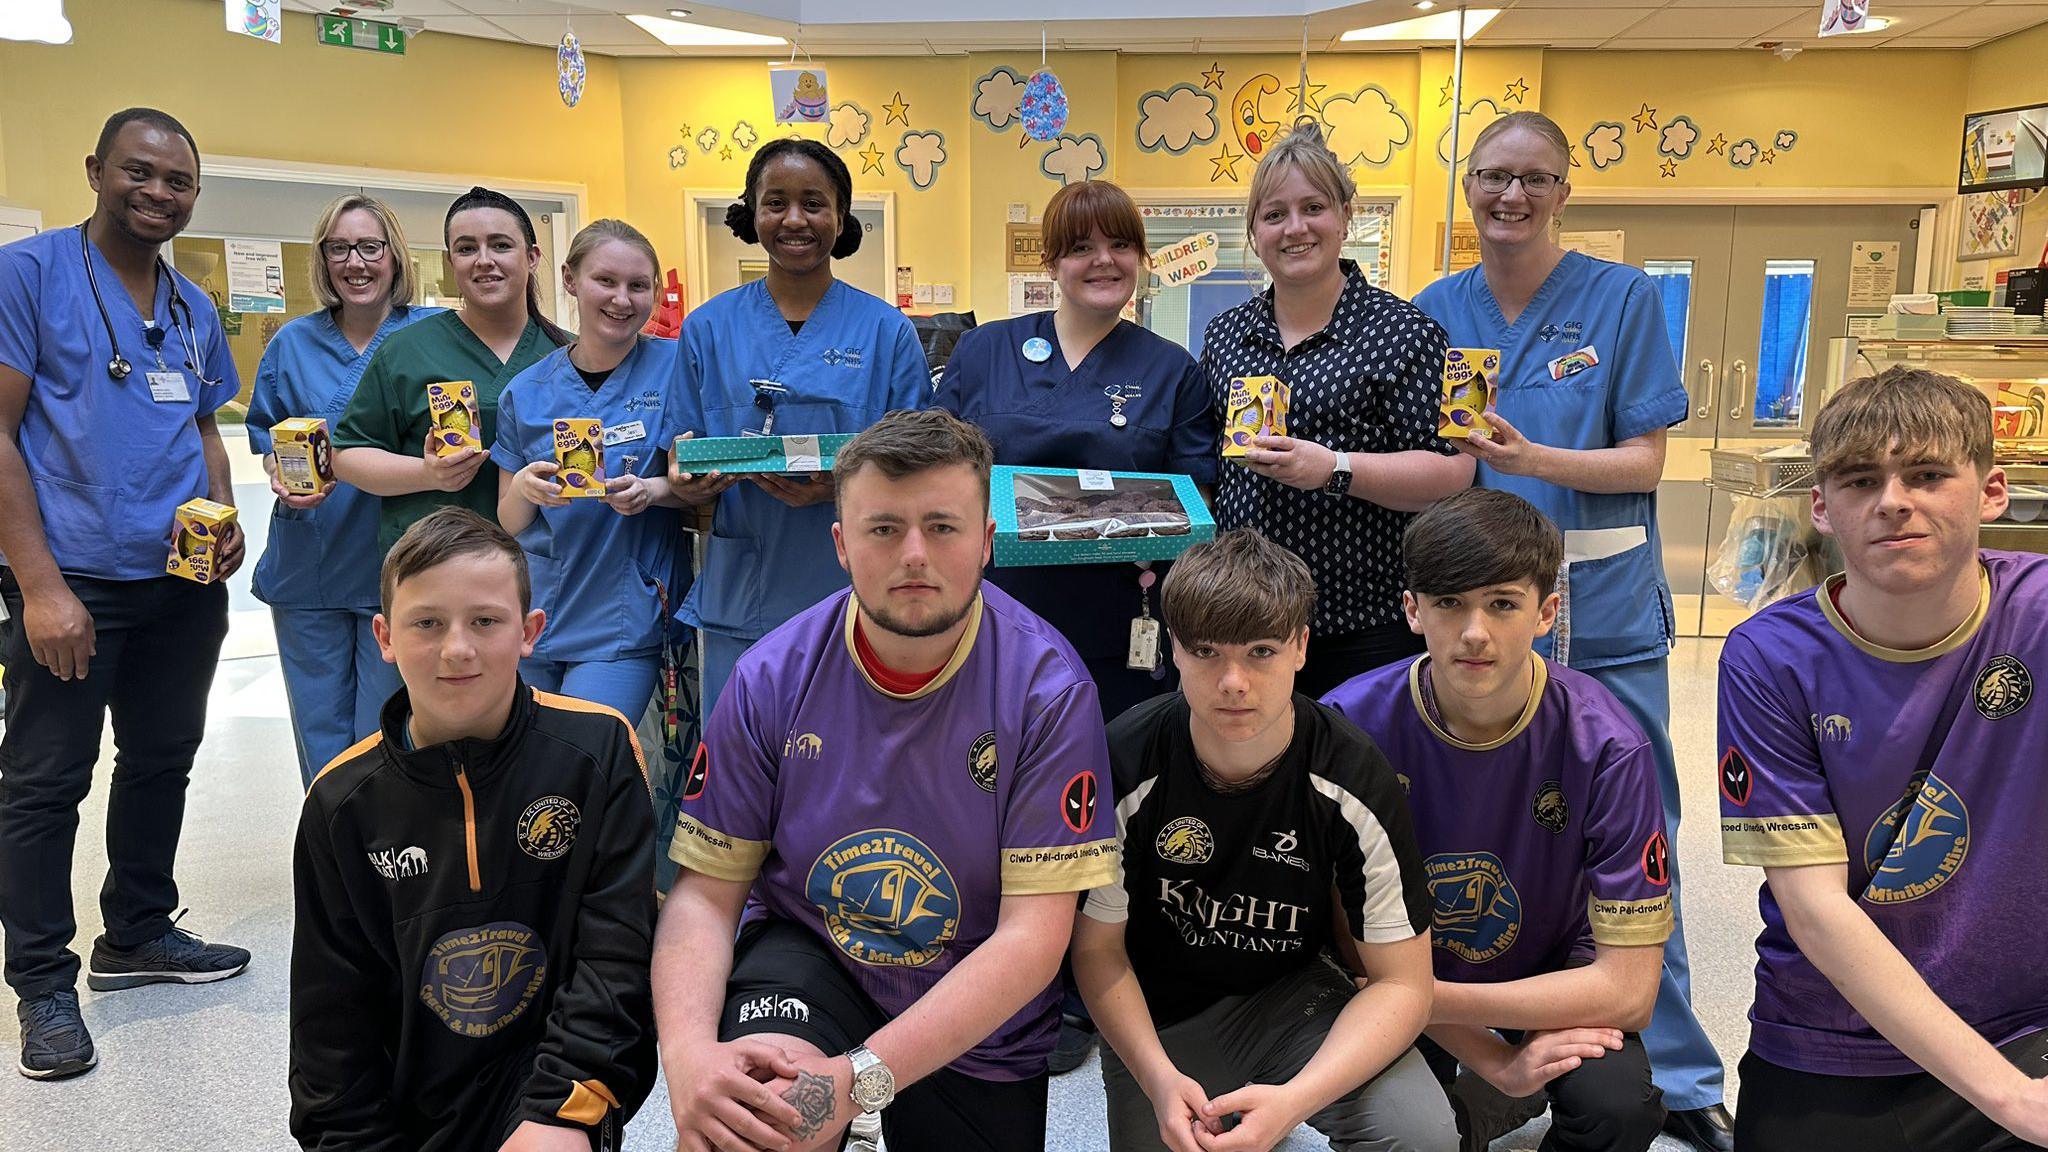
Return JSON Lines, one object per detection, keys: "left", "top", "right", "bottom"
{"left": 0, "top": 0, "right": 71, "bottom": 43}
{"left": 1415, "top": 1, "right": 1436, "bottom": 9}
{"left": 1342, "top": 8, "right": 1501, "bottom": 41}
{"left": 667, "top": 7, "right": 691, "bottom": 17}
{"left": 626, "top": 13, "right": 786, "bottom": 46}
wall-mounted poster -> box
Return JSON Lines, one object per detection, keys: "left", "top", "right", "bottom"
{"left": 1959, "top": 190, "right": 2023, "bottom": 261}
{"left": 771, "top": 66, "right": 830, "bottom": 125}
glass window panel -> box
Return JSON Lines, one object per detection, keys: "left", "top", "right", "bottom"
{"left": 1755, "top": 259, "right": 1816, "bottom": 428}
{"left": 1644, "top": 259, "right": 1694, "bottom": 378}
{"left": 1135, "top": 199, "right": 1395, "bottom": 353}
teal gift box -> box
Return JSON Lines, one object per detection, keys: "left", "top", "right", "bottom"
{"left": 991, "top": 466, "right": 1214, "bottom": 567}
{"left": 671, "top": 433, "right": 856, "bottom": 474}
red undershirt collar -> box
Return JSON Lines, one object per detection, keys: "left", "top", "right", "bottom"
{"left": 852, "top": 615, "right": 942, "bottom": 695}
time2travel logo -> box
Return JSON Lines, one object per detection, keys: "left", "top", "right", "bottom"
{"left": 807, "top": 829, "right": 960, "bottom": 968}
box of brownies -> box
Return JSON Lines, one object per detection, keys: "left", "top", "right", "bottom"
{"left": 991, "top": 466, "right": 1214, "bottom": 567}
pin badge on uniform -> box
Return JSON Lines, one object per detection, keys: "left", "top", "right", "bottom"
{"left": 1022, "top": 337, "right": 1053, "bottom": 363}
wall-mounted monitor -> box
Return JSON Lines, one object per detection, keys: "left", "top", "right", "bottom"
{"left": 1961, "top": 103, "right": 2048, "bottom": 194}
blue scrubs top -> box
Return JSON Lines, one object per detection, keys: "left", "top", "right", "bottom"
{"left": 0, "top": 226, "right": 240, "bottom": 581}
{"left": 247, "top": 304, "right": 443, "bottom": 610}
{"left": 1414, "top": 251, "right": 1689, "bottom": 669}
{"left": 935, "top": 311, "right": 1217, "bottom": 661}
{"left": 492, "top": 336, "right": 682, "bottom": 662}
{"left": 669, "top": 278, "right": 930, "bottom": 642}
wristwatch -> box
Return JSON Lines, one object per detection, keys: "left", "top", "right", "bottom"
{"left": 846, "top": 1045, "right": 896, "bottom": 1113}
{"left": 1322, "top": 450, "right": 1353, "bottom": 496}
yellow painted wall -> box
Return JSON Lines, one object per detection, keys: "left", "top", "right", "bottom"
{"left": 7, "top": 1, "right": 2042, "bottom": 314}
{"left": 616, "top": 55, "right": 975, "bottom": 306}
{"left": 0, "top": 0, "right": 628, "bottom": 232}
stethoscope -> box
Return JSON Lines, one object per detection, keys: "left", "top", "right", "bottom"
{"left": 79, "top": 223, "right": 218, "bottom": 386}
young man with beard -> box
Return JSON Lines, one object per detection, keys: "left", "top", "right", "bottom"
{"left": 655, "top": 409, "right": 1119, "bottom": 1152}
{"left": 1325, "top": 490, "right": 1671, "bottom": 1152}
{"left": 1073, "top": 528, "right": 1455, "bottom": 1152}
{"left": 1716, "top": 368, "right": 2048, "bottom": 1151}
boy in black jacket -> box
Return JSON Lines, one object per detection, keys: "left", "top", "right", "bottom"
{"left": 290, "top": 507, "right": 657, "bottom": 1152}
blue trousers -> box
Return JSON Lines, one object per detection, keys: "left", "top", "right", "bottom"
{"left": 521, "top": 654, "right": 661, "bottom": 728}
{"left": 273, "top": 606, "right": 400, "bottom": 787}
{"left": 1586, "top": 655, "right": 1727, "bottom": 1111}
{"left": 698, "top": 629, "right": 758, "bottom": 723}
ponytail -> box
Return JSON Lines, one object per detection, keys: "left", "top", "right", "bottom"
{"left": 445, "top": 185, "right": 573, "bottom": 347}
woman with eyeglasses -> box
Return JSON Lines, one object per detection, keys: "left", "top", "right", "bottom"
{"left": 246, "top": 194, "right": 443, "bottom": 784}
{"left": 1411, "top": 110, "right": 1731, "bottom": 1152}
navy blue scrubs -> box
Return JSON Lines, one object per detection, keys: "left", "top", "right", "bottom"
{"left": 936, "top": 310, "right": 1217, "bottom": 721}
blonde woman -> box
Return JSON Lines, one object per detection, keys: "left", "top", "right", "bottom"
{"left": 1202, "top": 121, "right": 1472, "bottom": 697}
{"left": 247, "top": 194, "right": 442, "bottom": 783}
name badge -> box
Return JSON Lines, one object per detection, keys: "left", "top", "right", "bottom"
{"left": 147, "top": 370, "right": 191, "bottom": 403}
{"left": 603, "top": 420, "right": 648, "bottom": 447}
{"left": 1547, "top": 346, "right": 1600, "bottom": 381}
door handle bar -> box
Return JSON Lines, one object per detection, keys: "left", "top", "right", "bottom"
{"left": 1694, "top": 359, "right": 1716, "bottom": 422}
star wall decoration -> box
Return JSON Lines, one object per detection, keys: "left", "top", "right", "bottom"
{"left": 1209, "top": 141, "right": 1245, "bottom": 182}
{"left": 1706, "top": 133, "right": 1728, "bottom": 156}
{"left": 1439, "top": 77, "right": 1455, "bottom": 107}
{"left": 1285, "top": 79, "right": 1328, "bottom": 115}
{"left": 1660, "top": 158, "right": 1678, "bottom": 179}
{"left": 1760, "top": 148, "right": 1777, "bottom": 164}
{"left": 857, "top": 141, "right": 886, "bottom": 174}
{"left": 1504, "top": 78, "right": 1529, "bottom": 104}
{"left": 1201, "top": 62, "right": 1226, "bottom": 90}
{"left": 1632, "top": 103, "right": 1659, "bottom": 134}
{"left": 883, "top": 92, "right": 911, "bottom": 126}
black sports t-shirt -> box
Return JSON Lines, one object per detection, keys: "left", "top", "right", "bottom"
{"left": 1085, "top": 692, "right": 1431, "bottom": 1027}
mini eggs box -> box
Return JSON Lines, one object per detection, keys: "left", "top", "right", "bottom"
{"left": 1439, "top": 348, "right": 1499, "bottom": 439}
{"left": 553, "top": 418, "right": 606, "bottom": 497}
{"left": 671, "top": 433, "right": 857, "bottom": 474}
{"left": 427, "top": 380, "right": 480, "bottom": 456}
{"left": 1222, "top": 376, "right": 1289, "bottom": 457}
{"left": 166, "top": 498, "right": 238, "bottom": 584}
{"left": 991, "top": 466, "right": 1214, "bottom": 567}
{"left": 271, "top": 417, "right": 333, "bottom": 496}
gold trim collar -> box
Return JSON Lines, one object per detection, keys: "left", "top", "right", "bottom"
{"left": 1408, "top": 651, "right": 1548, "bottom": 751}
{"left": 841, "top": 592, "right": 984, "bottom": 700}
{"left": 1817, "top": 564, "right": 1989, "bottom": 664}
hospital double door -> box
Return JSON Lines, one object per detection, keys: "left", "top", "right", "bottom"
{"left": 1556, "top": 203, "right": 1927, "bottom": 636}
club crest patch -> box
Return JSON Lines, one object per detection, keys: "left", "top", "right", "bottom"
{"left": 968, "top": 731, "right": 998, "bottom": 793}
{"left": 419, "top": 921, "right": 547, "bottom": 1037}
{"left": 518, "top": 795, "right": 580, "bottom": 861}
{"left": 1155, "top": 816, "right": 1214, "bottom": 864}
{"left": 1532, "top": 780, "right": 1568, "bottom": 834}
{"left": 1975, "top": 655, "right": 2032, "bottom": 721}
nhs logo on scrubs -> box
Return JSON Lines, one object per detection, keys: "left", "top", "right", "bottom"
{"left": 820, "top": 346, "right": 866, "bottom": 368}
{"left": 623, "top": 391, "right": 662, "bottom": 413}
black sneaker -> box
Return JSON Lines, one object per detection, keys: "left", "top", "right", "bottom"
{"left": 17, "top": 990, "right": 96, "bottom": 1080}
{"left": 1662, "top": 1103, "right": 1735, "bottom": 1152}
{"left": 1048, "top": 1014, "right": 1097, "bottom": 1075}
{"left": 86, "top": 914, "right": 250, "bottom": 992}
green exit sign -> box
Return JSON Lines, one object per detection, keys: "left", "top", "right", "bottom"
{"left": 317, "top": 16, "right": 406, "bottom": 54}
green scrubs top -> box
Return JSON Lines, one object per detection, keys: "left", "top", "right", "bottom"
{"left": 333, "top": 309, "right": 556, "bottom": 554}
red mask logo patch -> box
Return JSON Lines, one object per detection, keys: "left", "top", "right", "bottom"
{"left": 682, "top": 742, "right": 710, "bottom": 800}
{"left": 1719, "top": 748, "right": 1753, "bottom": 808}
{"left": 1641, "top": 830, "right": 1671, "bottom": 887}
{"left": 1061, "top": 771, "right": 1099, "bottom": 834}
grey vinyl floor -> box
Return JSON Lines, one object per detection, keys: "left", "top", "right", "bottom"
{"left": 0, "top": 444, "right": 1743, "bottom": 1150}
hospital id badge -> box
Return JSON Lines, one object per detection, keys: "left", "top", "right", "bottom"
{"left": 1127, "top": 616, "right": 1162, "bottom": 671}
{"left": 147, "top": 370, "right": 190, "bottom": 403}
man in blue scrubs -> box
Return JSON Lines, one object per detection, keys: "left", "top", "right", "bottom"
{"left": 0, "top": 109, "right": 251, "bottom": 1082}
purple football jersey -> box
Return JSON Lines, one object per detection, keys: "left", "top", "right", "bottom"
{"left": 670, "top": 583, "right": 1119, "bottom": 1080}
{"left": 1325, "top": 654, "right": 1673, "bottom": 985}
{"left": 1719, "top": 551, "right": 2048, "bottom": 1076}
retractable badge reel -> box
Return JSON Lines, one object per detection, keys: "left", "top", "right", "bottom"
{"left": 1128, "top": 566, "right": 1163, "bottom": 673}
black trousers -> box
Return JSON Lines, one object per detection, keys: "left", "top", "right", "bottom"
{"left": 1735, "top": 1033, "right": 2048, "bottom": 1152}
{"left": 1297, "top": 621, "right": 1427, "bottom": 701}
{"left": 0, "top": 568, "right": 228, "bottom": 998}
{"left": 1421, "top": 1031, "right": 1665, "bottom": 1152}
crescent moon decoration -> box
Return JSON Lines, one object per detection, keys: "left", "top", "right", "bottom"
{"left": 1232, "top": 74, "right": 1283, "bottom": 158}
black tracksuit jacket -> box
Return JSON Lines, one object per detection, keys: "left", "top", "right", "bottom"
{"left": 289, "top": 682, "right": 657, "bottom": 1151}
